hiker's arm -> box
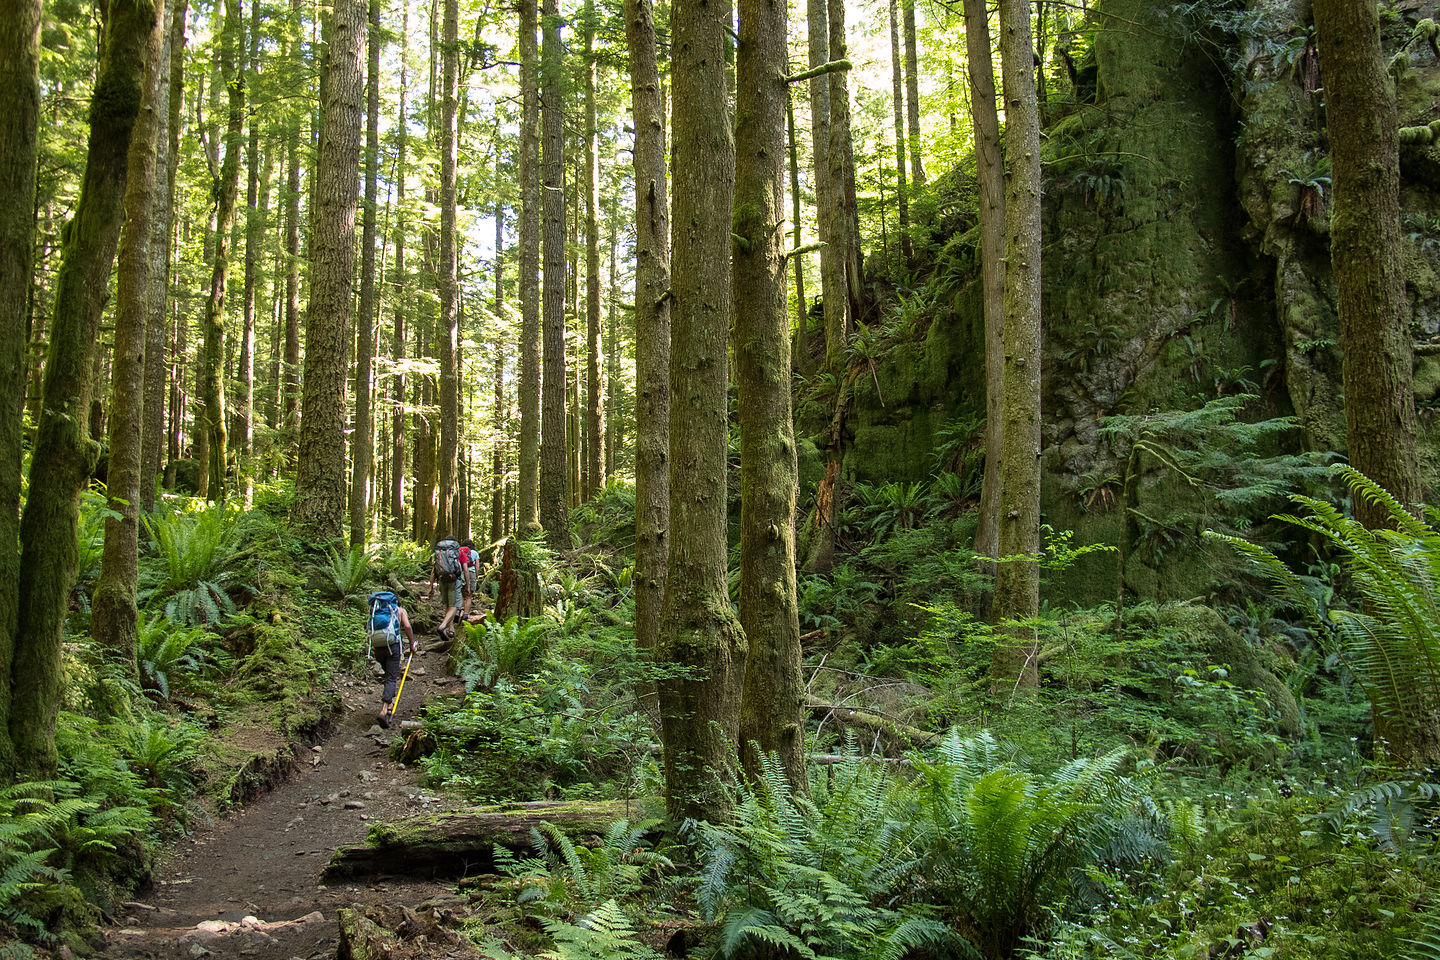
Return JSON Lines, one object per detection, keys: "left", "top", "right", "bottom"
{"left": 399, "top": 608, "right": 418, "bottom": 652}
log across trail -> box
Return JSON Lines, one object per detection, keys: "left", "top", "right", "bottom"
{"left": 102, "top": 627, "right": 470, "bottom": 960}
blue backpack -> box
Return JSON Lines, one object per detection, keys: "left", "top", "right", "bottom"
{"left": 367, "top": 591, "right": 400, "bottom": 657}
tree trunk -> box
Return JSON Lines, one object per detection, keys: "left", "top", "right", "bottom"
{"left": 539, "top": 0, "right": 570, "bottom": 550}
{"left": 659, "top": 0, "right": 746, "bottom": 824}
{"left": 517, "top": 0, "right": 542, "bottom": 533}
{"left": 625, "top": 0, "right": 671, "bottom": 719}
{"left": 389, "top": 11, "right": 409, "bottom": 533}
{"left": 583, "top": 0, "right": 603, "bottom": 504}
{"left": 604, "top": 207, "right": 618, "bottom": 484}
{"left": 200, "top": 0, "right": 244, "bottom": 502}
{"left": 12, "top": 0, "right": 162, "bottom": 779}
{"left": 827, "top": 0, "right": 863, "bottom": 332}
{"left": 92, "top": 0, "right": 171, "bottom": 710}
{"left": 888, "top": 0, "right": 911, "bottom": 268}
{"left": 141, "top": 0, "right": 186, "bottom": 511}
{"left": 236, "top": 0, "right": 263, "bottom": 504}
{"left": 0, "top": 0, "right": 43, "bottom": 778}
{"left": 283, "top": 0, "right": 303, "bottom": 467}
{"left": 964, "top": 0, "right": 1004, "bottom": 567}
{"left": 991, "top": 0, "right": 1043, "bottom": 687}
{"left": 349, "top": 0, "right": 382, "bottom": 547}
{"left": 1313, "top": 0, "right": 1420, "bottom": 528}
{"left": 806, "top": 0, "right": 843, "bottom": 378}
{"left": 435, "top": 0, "right": 460, "bottom": 539}
{"left": 735, "top": 0, "right": 804, "bottom": 789}
{"left": 787, "top": 94, "right": 813, "bottom": 379}
{"left": 902, "top": 0, "right": 924, "bottom": 189}
{"left": 294, "top": 0, "right": 365, "bottom": 541}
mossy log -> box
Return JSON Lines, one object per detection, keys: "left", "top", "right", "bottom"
{"left": 805, "top": 699, "right": 938, "bottom": 748}
{"left": 335, "top": 908, "right": 397, "bottom": 960}
{"left": 323, "top": 799, "right": 644, "bottom": 880}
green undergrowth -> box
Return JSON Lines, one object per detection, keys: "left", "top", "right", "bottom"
{"left": 0, "top": 480, "right": 396, "bottom": 951}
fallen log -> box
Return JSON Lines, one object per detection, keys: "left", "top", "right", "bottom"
{"left": 805, "top": 699, "right": 938, "bottom": 747}
{"left": 323, "top": 799, "right": 651, "bottom": 880}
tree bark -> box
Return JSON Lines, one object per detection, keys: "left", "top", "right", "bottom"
{"left": 888, "top": 0, "right": 911, "bottom": 268}
{"left": 659, "top": 0, "right": 747, "bottom": 824}
{"left": 625, "top": 0, "right": 671, "bottom": 717}
{"left": 517, "top": 0, "right": 542, "bottom": 533}
{"left": 283, "top": 0, "right": 303, "bottom": 467}
{"left": 350, "top": 0, "right": 382, "bottom": 547}
{"left": 0, "top": 0, "right": 43, "bottom": 778}
{"left": 141, "top": 0, "right": 186, "bottom": 511}
{"left": 787, "top": 94, "right": 813, "bottom": 379}
{"left": 991, "top": 0, "right": 1042, "bottom": 687}
{"left": 200, "top": 0, "right": 244, "bottom": 502}
{"left": 1313, "top": 0, "right": 1420, "bottom": 528}
{"left": 604, "top": 206, "right": 618, "bottom": 484}
{"left": 806, "top": 0, "right": 843, "bottom": 378}
{"left": 294, "top": 0, "right": 365, "bottom": 541}
{"left": 964, "top": 0, "right": 1004, "bottom": 567}
{"left": 583, "top": 0, "right": 603, "bottom": 505}
{"left": 902, "top": 0, "right": 924, "bottom": 189}
{"left": 389, "top": 10, "right": 409, "bottom": 532}
{"left": 12, "top": 0, "right": 162, "bottom": 778}
{"left": 539, "top": 0, "right": 570, "bottom": 550}
{"left": 92, "top": 0, "right": 171, "bottom": 709}
{"left": 236, "top": 0, "right": 263, "bottom": 504}
{"left": 435, "top": 0, "right": 460, "bottom": 539}
{"left": 827, "top": 0, "right": 863, "bottom": 333}
{"left": 735, "top": 0, "right": 804, "bottom": 789}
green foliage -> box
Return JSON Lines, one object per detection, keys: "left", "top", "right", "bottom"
{"left": 457, "top": 615, "right": 550, "bottom": 692}
{"left": 845, "top": 480, "right": 929, "bottom": 539}
{"left": 312, "top": 543, "right": 376, "bottom": 602}
{"left": 140, "top": 502, "right": 248, "bottom": 625}
{"left": 1208, "top": 466, "right": 1440, "bottom": 762}
{"left": 693, "top": 753, "right": 968, "bottom": 960}
{"left": 135, "top": 612, "right": 219, "bottom": 700}
{"left": 73, "top": 488, "right": 119, "bottom": 606}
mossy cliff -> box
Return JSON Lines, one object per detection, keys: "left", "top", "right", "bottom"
{"left": 841, "top": 0, "right": 1440, "bottom": 602}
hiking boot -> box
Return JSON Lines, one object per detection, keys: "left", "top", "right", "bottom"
{"left": 378, "top": 713, "right": 391, "bottom": 729}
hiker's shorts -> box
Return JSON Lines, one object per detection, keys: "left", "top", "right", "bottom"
{"left": 370, "top": 631, "right": 403, "bottom": 704}
{"left": 440, "top": 577, "right": 462, "bottom": 610}
{"left": 462, "top": 565, "right": 476, "bottom": 596}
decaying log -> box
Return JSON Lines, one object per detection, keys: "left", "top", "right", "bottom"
{"left": 805, "top": 699, "right": 938, "bottom": 747}
{"left": 494, "top": 538, "right": 542, "bottom": 621}
{"left": 323, "top": 799, "right": 650, "bottom": 880}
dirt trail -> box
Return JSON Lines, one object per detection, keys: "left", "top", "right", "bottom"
{"left": 103, "top": 604, "right": 475, "bottom": 960}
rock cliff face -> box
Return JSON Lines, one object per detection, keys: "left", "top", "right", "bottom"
{"left": 834, "top": 0, "right": 1440, "bottom": 601}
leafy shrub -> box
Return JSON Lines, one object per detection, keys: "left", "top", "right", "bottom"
{"left": 456, "top": 615, "right": 550, "bottom": 692}
{"left": 312, "top": 543, "right": 375, "bottom": 602}
{"left": 140, "top": 502, "right": 247, "bottom": 625}
{"left": 135, "top": 612, "right": 217, "bottom": 700}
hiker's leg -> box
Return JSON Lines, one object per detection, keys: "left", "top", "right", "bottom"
{"left": 381, "top": 642, "right": 401, "bottom": 707}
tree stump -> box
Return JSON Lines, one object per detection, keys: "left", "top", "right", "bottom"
{"left": 494, "top": 537, "right": 542, "bottom": 621}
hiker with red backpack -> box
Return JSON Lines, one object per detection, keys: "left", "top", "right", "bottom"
{"left": 366, "top": 591, "right": 417, "bottom": 728}
{"left": 425, "top": 537, "right": 464, "bottom": 644}
{"left": 458, "top": 538, "right": 480, "bottom": 622}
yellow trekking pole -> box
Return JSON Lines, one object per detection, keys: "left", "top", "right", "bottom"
{"left": 391, "top": 650, "right": 415, "bottom": 718}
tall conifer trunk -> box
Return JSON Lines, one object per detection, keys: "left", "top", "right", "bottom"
{"left": 12, "top": 0, "right": 163, "bottom": 778}
{"left": 435, "top": 0, "right": 460, "bottom": 537}
{"left": 237, "top": 0, "right": 263, "bottom": 504}
{"left": 583, "top": 0, "right": 602, "bottom": 503}
{"left": 991, "top": 0, "right": 1043, "bottom": 686}
{"left": 517, "top": 0, "right": 542, "bottom": 532}
{"left": 92, "top": 0, "right": 171, "bottom": 707}
{"left": 964, "top": 0, "right": 1004, "bottom": 566}
{"left": 0, "top": 0, "right": 43, "bottom": 778}
{"left": 539, "top": 0, "right": 570, "bottom": 549}
{"left": 735, "top": 0, "right": 803, "bottom": 787}
{"left": 659, "top": 0, "right": 746, "bottom": 823}
{"left": 349, "top": 0, "right": 383, "bottom": 547}
{"left": 625, "top": 0, "right": 671, "bottom": 713}
{"left": 902, "top": 0, "right": 924, "bottom": 188}
{"left": 283, "top": 0, "right": 304, "bottom": 465}
{"left": 294, "top": 0, "right": 365, "bottom": 540}
{"left": 888, "top": 0, "right": 911, "bottom": 267}
{"left": 141, "top": 0, "right": 186, "bottom": 511}
{"left": 389, "top": 13, "right": 409, "bottom": 532}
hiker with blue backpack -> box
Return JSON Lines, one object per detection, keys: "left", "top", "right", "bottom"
{"left": 366, "top": 590, "right": 417, "bottom": 728}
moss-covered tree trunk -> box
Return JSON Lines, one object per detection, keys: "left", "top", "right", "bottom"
{"left": 539, "top": 0, "right": 570, "bottom": 550}
{"left": 140, "top": 0, "right": 186, "bottom": 512}
{"left": 282, "top": 0, "right": 303, "bottom": 468}
{"left": 806, "top": 0, "right": 841, "bottom": 377}
{"left": 583, "top": 0, "right": 603, "bottom": 505}
{"left": 990, "top": 0, "right": 1042, "bottom": 686}
{"left": 787, "top": 96, "right": 813, "bottom": 379}
{"left": 827, "top": 0, "right": 863, "bottom": 329}
{"left": 887, "top": 0, "right": 911, "bottom": 267}
{"left": 12, "top": 0, "right": 162, "bottom": 778}
{"left": 625, "top": 0, "right": 671, "bottom": 721}
{"left": 517, "top": 0, "right": 542, "bottom": 533}
{"left": 92, "top": 0, "right": 171, "bottom": 707}
{"left": 963, "top": 0, "right": 1004, "bottom": 567}
{"left": 349, "top": 0, "right": 382, "bottom": 547}
{"left": 659, "top": 0, "right": 747, "bottom": 824}
{"left": 1313, "top": 0, "right": 1420, "bottom": 529}
{"left": 389, "top": 18, "right": 409, "bottom": 532}
{"left": 236, "top": 0, "right": 264, "bottom": 505}
{"left": 435, "top": 0, "right": 460, "bottom": 539}
{"left": 200, "top": 0, "right": 244, "bottom": 502}
{"left": 902, "top": 0, "right": 924, "bottom": 189}
{"left": 0, "top": 0, "right": 43, "bottom": 779}
{"left": 735, "top": 0, "right": 804, "bottom": 789}
{"left": 294, "top": 0, "right": 365, "bottom": 541}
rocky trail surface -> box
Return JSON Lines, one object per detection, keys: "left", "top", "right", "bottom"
{"left": 102, "top": 612, "right": 480, "bottom": 960}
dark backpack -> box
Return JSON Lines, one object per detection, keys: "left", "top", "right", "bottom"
{"left": 434, "top": 538, "right": 462, "bottom": 580}
{"left": 367, "top": 591, "right": 400, "bottom": 656}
